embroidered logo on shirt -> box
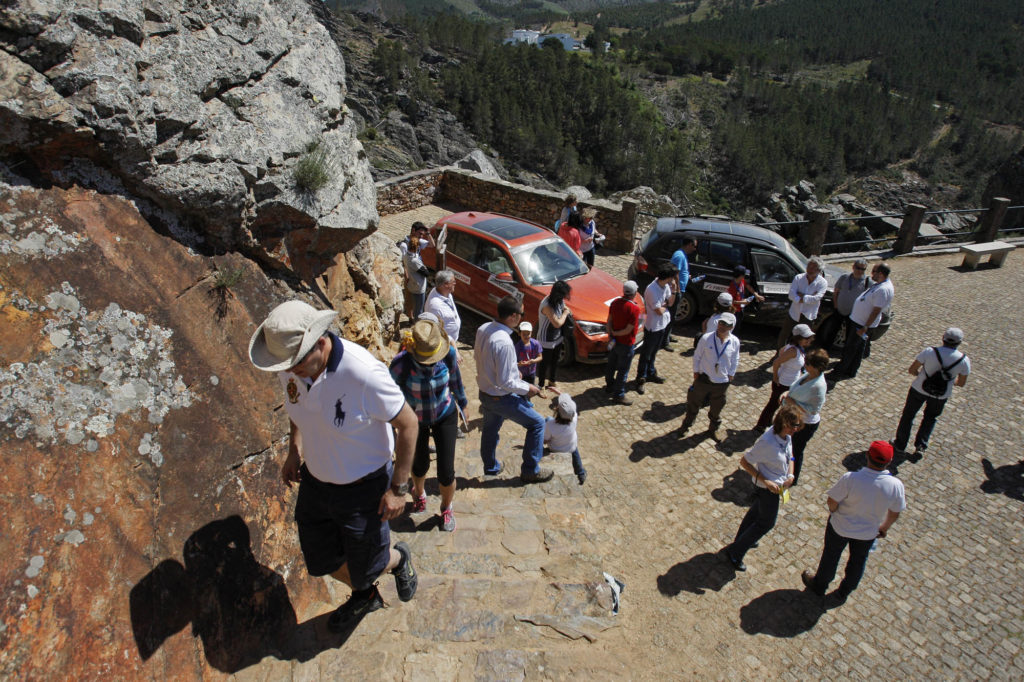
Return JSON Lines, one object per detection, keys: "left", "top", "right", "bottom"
{"left": 287, "top": 379, "right": 299, "bottom": 404}
{"left": 334, "top": 395, "right": 346, "bottom": 428}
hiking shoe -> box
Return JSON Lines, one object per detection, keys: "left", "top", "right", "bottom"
{"left": 801, "top": 570, "right": 824, "bottom": 596}
{"left": 411, "top": 493, "right": 427, "bottom": 513}
{"left": 611, "top": 395, "right": 633, "bottom": 406}
{"left": 440, "top": 506, "right": 456, "bottom": 532}
{"left": 484, "top": 461, "right": 504, "bottom": 476}
{"left": 391, "top": 542, "right": 418, "bottom": 602}
{"left": 577, "top": 471, "right": 587, "bottom": 485}
{"left": 709, "top": 427, "right": 723, "bottom": 442}
{"left": 327, "top": 584, "right": 383, "bottom": 632}
{"left": 521, "top": 468, "right": 554, "bottom": 484}
{"left": 635, "top": 379, "right": 646, "bottom": 395}
{"left": 908, "top": 447, "right": 924, "bottom": 463}
{"left": 648, "top": 375, "right": 667, "bottom": 384}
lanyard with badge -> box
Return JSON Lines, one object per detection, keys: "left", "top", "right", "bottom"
{"left": 713, "top": 336, "right": 731, "bottom": 373}
{"left": 858, "top": 282, "right": 879, "bottom": 302}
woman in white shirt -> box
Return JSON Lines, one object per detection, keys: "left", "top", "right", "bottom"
{"left": 755, "top": 324, "right": 814, "bottom": 431}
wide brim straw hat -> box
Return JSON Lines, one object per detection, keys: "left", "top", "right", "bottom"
{"left": 249, "top": 300, "right": 337, "bottom": 372}
{"left": 410, "top": 318, "right": 450, "bottom": 365}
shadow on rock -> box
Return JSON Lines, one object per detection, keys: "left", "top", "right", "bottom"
{"left": 129, "top": 515, "right": 356, "bottom": 674}
{"left": 657, "top": 552, "right": 736, "bottom": 596}
{"left": 980, "top": 458, "right": 1024, "bottom": 502}
{"left": 711, "top": 470, "right": 755, "bottom": 507}
{"left": 739, "top": 588, "right": 826, "bottom": 637}
{"left": 842, "top": 448, "right": 911, "bottom": 476}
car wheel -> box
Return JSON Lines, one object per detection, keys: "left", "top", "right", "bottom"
{"left": 676, "top": 291, "right": 698, "bottom": 325}
{"left": 557, "top": 338, "right": 575, "bottom": 367}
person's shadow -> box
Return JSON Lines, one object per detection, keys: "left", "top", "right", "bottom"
{"left": 711, "top": 470, "right": 756, "bottom": 507}
{"left": 980, "top": 458, "right": 1024, "bottom": 502}
{"left": 657, "top": 552, "right": 738, "bottom": 596}
{"left": 739, "top": 589, "right": 827, "bottom": 636}
{"left": 129, "top": 515, "right": 356, "bottom": 673}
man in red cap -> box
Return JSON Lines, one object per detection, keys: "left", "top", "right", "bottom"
{"left": 801, "top": 440, "right": 906, "bottom": 603}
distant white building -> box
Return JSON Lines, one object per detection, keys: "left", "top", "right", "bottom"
{"left": 506, "top": 29, "right": 540, "bottom": 45}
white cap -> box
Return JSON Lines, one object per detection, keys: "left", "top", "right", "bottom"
{"left": 556, "top": 393, "right": 577, "bottom": 419}
{"left": 519, "top": 321, "right": 533, "bottom": 332}
{"left": 792, "top": 323, "right": 815, "bottom": 338}
{"left": 718, "top": 312, "right": 736, "bottom": 327}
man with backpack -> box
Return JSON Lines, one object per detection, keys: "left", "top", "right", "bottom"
{"left": 891, "top": 327, "right": 970, "bottom": 461}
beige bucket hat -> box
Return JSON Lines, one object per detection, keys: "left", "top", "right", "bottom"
{"left": 409, "top": 319, "right": 450, "bottom": 365}
{"left": 249, "top": 300, "right": 337, "bottom": 372}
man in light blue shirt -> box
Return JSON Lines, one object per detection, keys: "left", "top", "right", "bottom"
{"left": 474, "top": 296, "right": 550, "bottom": 483}
{"left": 665, "top": 237, "right": 697, "bottom": 347}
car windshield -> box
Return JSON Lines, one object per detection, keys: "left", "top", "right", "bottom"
{"left": 513, "top": 238, "right": 589, "bottom": 285}
{"left": 779, "top": 238, "right": 809, "bottom": 269}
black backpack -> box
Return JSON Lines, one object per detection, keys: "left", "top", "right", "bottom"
{"left": 920, "top": 347, "right": 965, "bottom": 397}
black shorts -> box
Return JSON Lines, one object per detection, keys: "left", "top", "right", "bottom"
{"left": 294, "top": 464, "right": 391, "bottom": 590}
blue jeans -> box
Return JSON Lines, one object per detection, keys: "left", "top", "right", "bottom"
{"left": 635, "top": 327, "right": 666, "bottom": 380}
{"left": 728, "top": 486, "right": 780, "bottom": 561}
{"left": 893, "top": 388, "right": 946, "bottom": 452}
{"left": 410, "top": 291, "right": 426, "bottom": 318}
{"left": 605, "top": 341, "right": 635, "bottom": 398}
{"left": 479, "top": 392, "right": 545, "bottom": 477}
{"left": 570, "top": 449, "right": 586, "bottom": 476}
{"left": 808, "top": 520, "right": 874, "bottom": 597}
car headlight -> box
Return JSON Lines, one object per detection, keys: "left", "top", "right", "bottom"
{"left": 575, "top": 320, "right": 606, "bottom": 337}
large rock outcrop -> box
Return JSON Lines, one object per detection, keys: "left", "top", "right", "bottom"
{"left": 0, "top": 0, "right": 377, "bottom": 281}
{"left": 0, "top": 178, "right": 373, "bottom": 679}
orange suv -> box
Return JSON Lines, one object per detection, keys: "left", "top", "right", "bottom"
{"left": 420, "top": 211, "right": 644, "bottom": 364}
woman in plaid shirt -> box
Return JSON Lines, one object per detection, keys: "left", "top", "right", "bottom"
{"left": 390, "top": 319, "right": 468, "bottom": 532}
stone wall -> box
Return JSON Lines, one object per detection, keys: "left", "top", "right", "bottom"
{"left": 376, "top": 169, "right": 638, "bottom": 252}
{"left": 375, "top": 169, "right": 445, "bottom": 216}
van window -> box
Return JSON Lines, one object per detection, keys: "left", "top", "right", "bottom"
{"left": 752, "top": 249, "right": 799, "bottom": 283}
{"left": 694, "top": 239, "right": 745, "bottom": 271}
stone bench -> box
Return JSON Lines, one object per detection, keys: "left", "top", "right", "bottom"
{"left": 960, "top": 241, "right": 1015, "bottom": 269}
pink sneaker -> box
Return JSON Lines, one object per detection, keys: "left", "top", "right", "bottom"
{"left": 440, "top": 506, "right": 456, "bottom": 532}
{"left": 411, "top": 493, "right": 427, "bottom": 513}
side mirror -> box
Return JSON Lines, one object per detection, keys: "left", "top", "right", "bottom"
{"left": 495, "top": 272, "right": 514, "bottom": 283}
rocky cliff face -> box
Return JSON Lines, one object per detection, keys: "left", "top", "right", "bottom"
{"left": 0, "top": 2, "right": 404, "bottom": 677}
{"left": 0, "top": 0, "right": 379, "bottom": 279}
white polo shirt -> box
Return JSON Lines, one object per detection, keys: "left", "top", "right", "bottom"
{"left": 910, "top": 345, "right": 970, "bottom": 400}
{"left": 278, "top": 334, "right": 407, "bottom": 485}
{"left": 425, "top": 288, "right": 461, "bottom": 342}
{"left": 643, "top": 280, "right": 672, "bottom": 331}
{"left": 694, "top": 331, "right": 740, "bottom": 383}
{"left": 827, "top": 468, "right": 906, "bottom": 541}
{"left": 787, "top": 273, "right": 827, "bottom": 321}
{"left": 850, "top": 278, "right": 894, "bottom": 328}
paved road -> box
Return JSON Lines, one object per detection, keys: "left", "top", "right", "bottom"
{"left": 256, "top": 210, "right": 1024, "bottom": 680}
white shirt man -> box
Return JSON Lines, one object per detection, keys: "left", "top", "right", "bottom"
{"left": 681, "top": 313, "right": 740, "bottom": 440}
{"left": 834, "top": 263, "right": 894, "bottom": 379}
{"left": 778, "top": 258, "right": 826, "bottom": 348}
{"left": 802, "top": 441, "right": 905, "bottom": 602}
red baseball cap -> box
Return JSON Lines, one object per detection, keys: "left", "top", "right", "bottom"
{"left": 867, "top": 440, "right": 894, "bottom": 466}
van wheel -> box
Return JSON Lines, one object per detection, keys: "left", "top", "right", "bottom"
{"left": 557, "top": 339, "right": 575, "bottom": 367}
{"left": 676, "top": 292, "right": 698, "bottom": 325}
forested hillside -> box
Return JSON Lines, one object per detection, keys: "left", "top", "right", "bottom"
{"left": 330, "top": 0, "right": 1023, "bottom": 214}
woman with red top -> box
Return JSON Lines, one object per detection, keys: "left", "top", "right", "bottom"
{"left": 727, "top": 265, "right": 764, "bottom": 331}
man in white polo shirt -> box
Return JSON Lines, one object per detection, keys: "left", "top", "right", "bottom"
{"left": 832, "top": 262, "right": 894, "bottom": 380}
{"left": 777, "top": 256, "right": 828, "bottom": 349}
{"left": 425, "top": 269, "right": 461, "bottom": 346}
{"left": 802, "top": 440, "right": 906, "bottom": 603}
{"left": 249, "top": 300, "right": 420, "bottom": 631}
{"left": 681, "top": 312, "right": 740, "bottom": 441}
{"left": 892, "top": 327, "right": 970, "bottom": 461}
{"left": 634, "top": 264, "right": 678, "bottom": 394}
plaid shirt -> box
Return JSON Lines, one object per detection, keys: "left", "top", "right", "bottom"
{"left": 389, "top": 347, "right": 467, "bottom": 425}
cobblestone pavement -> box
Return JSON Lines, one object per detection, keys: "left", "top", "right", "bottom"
{"left": 241, "top": 211, "right": 1023, "bottom": 680}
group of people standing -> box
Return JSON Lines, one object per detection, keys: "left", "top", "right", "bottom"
{"left": 242, "top": 221, "right": 970, "bottom": 631}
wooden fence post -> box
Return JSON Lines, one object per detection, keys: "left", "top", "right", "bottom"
{"left": 802, "top": 209, "right": 829, "bottom": 256}
{"left": 975, "top": 197, "right": 1010, "bottom": 242}
{"left": 893, "top": 204, "right": 926, "bottom": 254}
{"left": 615, "top": 199, "right": 639, "bottom": 252}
